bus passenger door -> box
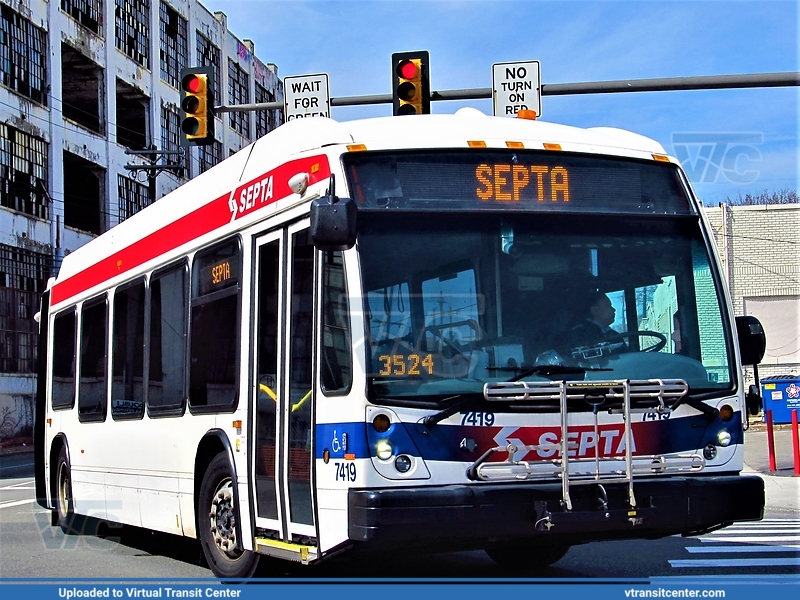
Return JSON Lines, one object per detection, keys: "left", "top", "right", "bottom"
{"left": 252, "top": 223, "right": 316, "bottom": 545}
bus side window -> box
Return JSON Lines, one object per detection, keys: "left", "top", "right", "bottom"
{"left": 189, "top": 239, "right": 242, "bottom": 410}
{"left": 321, "top": 250, "right": 351, "bottom": 394}
{"left": 111, "top": 281, "right": 145, "bottom": 419}
{"left": 51, "top": 308, "right": 76, "bottom": 410}
{"left": 148, "top": 263, "right": 188, "bottom": 413}
{"left": 78, "top": 297, "right": 108, "bottom": 422}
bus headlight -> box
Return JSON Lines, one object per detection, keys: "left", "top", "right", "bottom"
{"left": 375, "top": 440, "right": 393, "bottom": 461}
{"left": 703, "top": 443, "right": 717, "bottom": 460}
{"left": 394, "top": 455, "right": 412, "bottom": 473}
{"left": 717, "top": 430, "right": 732, "bottom": 447}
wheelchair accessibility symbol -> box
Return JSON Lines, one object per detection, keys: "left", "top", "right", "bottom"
{"left": 331, "top": 430, "right": 348, "bottom": 454}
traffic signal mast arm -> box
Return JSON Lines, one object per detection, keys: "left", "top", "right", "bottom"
{"left": 212, "top": 71, "right": 799, "bottom": 114}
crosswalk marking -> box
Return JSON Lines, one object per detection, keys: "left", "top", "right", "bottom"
{"left": 670, "top": 520, "right": 800, "bottom": 571}
{"left": 700, "top": 535, "right": 800, "bottom": 543}
{"left": 686, "top": 544, "right": 800, "bottom": 553}
{"left": 709, "top": 528, "right": 800, "bottom": 535}
{"left": 670, "top": 557, "right": 800, "bottom": 568}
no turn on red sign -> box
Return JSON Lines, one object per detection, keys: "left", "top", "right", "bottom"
{"left": 492, "top": 61, "right": 541, "bottom": 118}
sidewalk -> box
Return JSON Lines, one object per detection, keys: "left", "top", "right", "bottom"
{"left": 743, "top": 422, "right": 800, "bottom": 513}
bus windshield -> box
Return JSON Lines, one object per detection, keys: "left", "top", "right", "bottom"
{"left": 357, "top": 211, "right": 734, "bottom": 406}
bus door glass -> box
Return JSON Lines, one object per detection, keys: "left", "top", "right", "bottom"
{"left": 252, "top": 224, "right": 316, "bottom": 539}
{"left": 254, "top": 232, "right": 282, "bottom": 525}
{"left": 285, "top": 225, "right": 315, "bottom": 530}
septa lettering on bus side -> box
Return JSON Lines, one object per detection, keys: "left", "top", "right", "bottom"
{"left": 226, "top": 155, "right": 332, "bottom": 223}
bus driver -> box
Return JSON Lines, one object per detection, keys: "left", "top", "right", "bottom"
{"left": 569, "top": 291, "right": 625, "bottom": 350}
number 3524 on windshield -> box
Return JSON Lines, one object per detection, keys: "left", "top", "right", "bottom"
{"left": 378, "top": 354, "right": 434, "bottom": 376}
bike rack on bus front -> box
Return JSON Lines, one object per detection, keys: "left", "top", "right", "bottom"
{"left": 468, "top": 379, "right": 704, "bottom": 513}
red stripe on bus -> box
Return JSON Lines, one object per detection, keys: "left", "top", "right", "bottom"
{"left": 51, "top": 155, "right": 331, "bottom": 305}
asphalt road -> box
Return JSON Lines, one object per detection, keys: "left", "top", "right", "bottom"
{"left": 1, "top": 451, "right": 798, "bottom": 580}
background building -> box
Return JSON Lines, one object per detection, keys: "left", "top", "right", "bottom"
{"left": 703, "top": 203, "right": 800, "bottom": 384}
{"left": 0, "top": 0, "right": 283, "bottom": 441}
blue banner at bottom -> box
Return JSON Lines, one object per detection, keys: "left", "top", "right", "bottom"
{"left": 1, "top": 580, "right": 799, "bottom": 600}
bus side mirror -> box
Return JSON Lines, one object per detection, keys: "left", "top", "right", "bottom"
{"left": 735, "top": 315, "right": 766, "bottom": 366}
{"left": 310, "top": 194, "right": 357, "bottom": 251}
{"left": 745, "top": 384, "right": 762, "bottom": 416}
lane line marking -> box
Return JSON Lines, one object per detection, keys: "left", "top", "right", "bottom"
{"left": 0, "top": 498, "right": 35, "bottom": 509}
{"left": 0, "top": 480, "right": 35, "bottom": 491}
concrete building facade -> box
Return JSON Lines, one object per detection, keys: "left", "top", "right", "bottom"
{"left": 703, "top": 203, "right": 800, "bottom": 384}
{"left": 0, "top": 0, "right": 283, "bottom": 440}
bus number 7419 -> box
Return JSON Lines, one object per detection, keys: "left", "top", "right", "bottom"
{"left": 461, "top": 412, "right": 496, "bottom": 426}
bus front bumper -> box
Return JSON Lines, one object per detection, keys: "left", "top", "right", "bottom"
{"left": 347, "top": 475, "right": 764, "bottom": 550}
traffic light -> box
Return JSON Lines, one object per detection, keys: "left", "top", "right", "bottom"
{"left": 180, "top": 67, "right": 215, "bottom": 146}
{"left": 392, "top": 51, "right": 430, "bottom": 116}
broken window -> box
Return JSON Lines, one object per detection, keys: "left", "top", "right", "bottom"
{"left": 61, "top": 43, "right": 104, "bottom": 135}
{"left": 61, "top": 0, "right": 103, "bottom": 35}
{"left": 255, "top": 83, "right": 278, "bottom": 139}
{"left": 118, "top": 174, "right": 151, "bottom": 222}
{"left": 228, "top": 59, "right": 250, "bottom": 137}
{"left": 0, "top": 4, "right": 48, "bottom": 105}
{"left": 116, "top": 78, "right": 149, "bottom": 150}
{"left": 196, "top": 32, "right": 221, "bottom": 104}
{"left": 0, "top": 243, "right": 53, "bottom": 374}
{"left": 0, "top": 123, "right": 48, "bottom": 219}
{"left": 63, "top": 151, "right": 105, "bottom": 235}
{"left": 198, "top": 141, "right": 221, "bottom": 174}
{"left": 160, "top": 103, "right": 188, "bottom": 177}
{"left": 159, "top": 2, "right": 187, "bottom": 89}
{"left": 114, "top": 0, "right": 149, "bottom": 68}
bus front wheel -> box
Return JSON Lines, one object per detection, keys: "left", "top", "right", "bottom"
{"left": 198, "top": 453, "right": 259, "bottom": 578}
{"left": 55, "top": 446, "right": 75, "bottom": 533}
{"left": 485, "top": 542, "right": 570, "bottom": 569}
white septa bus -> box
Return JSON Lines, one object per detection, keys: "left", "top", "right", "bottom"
{"left": 34, "top": 109, "right": 767, "bottom": 577}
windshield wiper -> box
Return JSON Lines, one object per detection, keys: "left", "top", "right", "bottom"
{"left": 421, "top": 393, "right": 485, "bottom": 429}
{"left": 501, "top": 364, "right": 612, "bottom": 381}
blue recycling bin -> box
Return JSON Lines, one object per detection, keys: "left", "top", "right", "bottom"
{"left": 760, "top": 375, "right": 800, "bottom": 424}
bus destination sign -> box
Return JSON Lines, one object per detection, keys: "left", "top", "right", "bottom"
{"left": 344, "top": 151, "right": 691, "bottom": 215}
{"left": 476, "top": 163, "right": 569, "bottom": 203}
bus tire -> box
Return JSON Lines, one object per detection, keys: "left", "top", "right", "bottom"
{"left": 198, "top": 453, "right": 259, "bottom": 578}
{"left": 55, "top": 446, "right": 75, "bottom": 533}
{"left": 485, "top": 541, "right": 570, "bottom": 569}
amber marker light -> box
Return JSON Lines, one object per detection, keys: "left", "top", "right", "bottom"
{"left": 517, "top": 109, "right": 537, "bottom": 120}
{"left": 652, "top": 154, "right": 670, "bottom": 162}
{"left": 347, "top": 144, "right": 367, "bottom": 152}
{"left": 468, "top": 140, "right": 487, "bottom": 148}
{"left": 543, "top": 143, "right": 562, "bottom": 151}
{"left": 506, "top": 141, "right": 525, "bottom": 149}
{"left": 719, "top": 405, "right": 734, "bottom": 422}
{"left": 373, "top": 414, "right": 391, "bottom": 433}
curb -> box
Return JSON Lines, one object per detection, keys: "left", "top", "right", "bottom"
{"left": 0, "top": 445, "right": 34, "bottom": 457}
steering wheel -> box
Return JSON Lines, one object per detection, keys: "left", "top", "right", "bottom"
{"left": 423, "top": 319, "right": 484, "bottom": 357}
{"left": 617, "top": 330, "right": 668, "bottom": 352}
